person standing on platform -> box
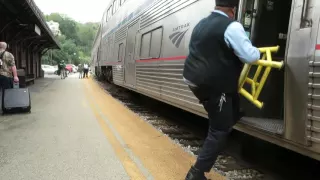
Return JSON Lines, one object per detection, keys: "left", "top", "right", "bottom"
{"left": 0, "top": 42, "right": 19, "bottom": 90}
{"left": 78, "top": 63, "right": 83, "bottom": 79}
{"left": 182, "top": 0, "right": 260, "bottom": 179}
{"left": 83, "top": 63, "right": 89, "bottom": 78}
{"left": 58, "top": 60, "right": 67, "bottom": 78}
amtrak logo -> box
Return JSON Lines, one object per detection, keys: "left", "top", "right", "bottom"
{"left": 169, "top": 29, "right": 189, "bottom": 48}
{"left": 169, "top": 23, "right": 190, "bottom": 48}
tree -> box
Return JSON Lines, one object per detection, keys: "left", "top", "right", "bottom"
{"left": 42, "top": 13, "right": 99, "bottom": 65}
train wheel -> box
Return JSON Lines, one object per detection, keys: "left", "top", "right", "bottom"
{"left": 106, "top": 69, "right": 113, "bottom": 83}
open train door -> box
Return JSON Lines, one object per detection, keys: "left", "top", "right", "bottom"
{"left": 124, "top": 21, "right": 139, "bottom": 88}
{"left": 236, "top": 0, "right": 318, "bottom": 146}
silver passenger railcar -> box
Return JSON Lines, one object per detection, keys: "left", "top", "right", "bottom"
{"left": 91, "top": 0, "right": 320, "bottom": 160}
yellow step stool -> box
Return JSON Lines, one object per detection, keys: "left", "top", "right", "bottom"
{"left": 238, "top": 46, "right": 284, "bottom": 109}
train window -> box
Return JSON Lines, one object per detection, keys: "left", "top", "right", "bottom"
{"left": 113, "top": 0, "right": 119, "bottom": 14}
{"left": 150, "top": 28, "right": 163, "bottom": 58}
{"left": 108, "top": 6, "right": 112, "bottom": 19}
{"left": 118, "top": 43, "right": 124, "bottom": 61}
{"left": 120, "top": 0, "right": 125, "bottom": 5}
{"left": 140, "top": 33, "right": 151, "bottom": 59}
{"left": 140, "top": 27, "right": 163, "bottom": 59}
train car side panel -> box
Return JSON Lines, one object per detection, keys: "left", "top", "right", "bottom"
{"left": 113, "top": 64, "right": 125, "bottom": 84}
{"left": 307, "top": 0, "right": 320, "bottom": 151}
{"left": 284, "top": 0, "right": 318, "bottom": 146}
{"left": 91, "top": 24, "right": 102, "bottom": 75}
{"left": 112, "top": 23, "right": 128, "bottom": 85}
{"left": 135, "top": 0, "right": 215, "bottom": 115}
{"left": 158, "top": 0, "right": 215, "bottom": 116}
{"left": 136, "top": 27, "right": 161, "bottom": 98}
{"left": 123, "top": 20, "right": 140, "bottom": 88}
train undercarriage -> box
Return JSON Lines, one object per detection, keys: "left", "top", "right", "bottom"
{"left": 95, "top": 66, "right": 113, "bottom": 83}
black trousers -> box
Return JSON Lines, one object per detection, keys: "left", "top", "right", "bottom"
{"left": 83, "top": 69, "right": 89, "bottom": 78}
{"left": 0, "top": 75, "right": 12, "bottom": 111}
{"left": 0, "top": 75, "right": 12, "bottom": 90}
{"left": 189, "top": 85, "right": 240, "bottom": 172}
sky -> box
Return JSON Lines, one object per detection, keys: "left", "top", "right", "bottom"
{"left": 34, "top": 0, "right": 111, "bottom": 23}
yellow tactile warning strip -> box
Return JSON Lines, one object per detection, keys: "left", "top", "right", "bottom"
{"left": 83, "top": 78, "right": 226, "bottom": 180}
{"left": 83, "top": 89, "right": 147, "bottom": 179}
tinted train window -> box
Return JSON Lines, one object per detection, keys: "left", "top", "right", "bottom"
{"left": 108, "top": 6, "right": 112, "bottom": 19}
{"left": 140, "top": 33, "right": 151, "bottom": 59}
{"left": 140, "top": 27, "right": 163, "bottom": 59}
{"left": 117, "top": 0, "right": 121, "bottom": 9}
{"left": 113, "top": 0, "right": 117, "bottom": 14}
{"left": 113, "top": 0, "right": 120, "bottom": 14}
{"left": 120, "top": 0, "right": 125, "bottom": 5}
{"left": 150, "top": 28, "right": 163, "bottom": 58}
{"left": 118, "top": 43, "right": 124, "bottom": 61}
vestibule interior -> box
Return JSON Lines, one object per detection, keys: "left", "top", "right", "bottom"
{"left": 236, "top": 0, "right": 292, "bottom": 120}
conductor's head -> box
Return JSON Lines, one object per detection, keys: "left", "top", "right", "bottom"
{"left": 215, "top": 0, "right": 238, "bottom": 19}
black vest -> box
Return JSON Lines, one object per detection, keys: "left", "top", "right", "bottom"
{"left": 183, "top": 12, "right": 243, "bottom": 93}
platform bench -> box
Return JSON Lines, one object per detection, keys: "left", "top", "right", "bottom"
{"left": 25, "top": 74, "right": 35, "bottom": 85}
{"left": 18, "top": 71, "right": 35, "bottom": 88}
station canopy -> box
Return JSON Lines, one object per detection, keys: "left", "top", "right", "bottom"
{"left": 0, "top": 0, "right": 60, "bottom": 52}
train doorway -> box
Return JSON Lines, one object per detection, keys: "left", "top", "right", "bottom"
{"left": 237, "top": 0, "right": 292, "bottom": 134}
{"left": 124, "top": 21, "right": 139, "bottom": 87}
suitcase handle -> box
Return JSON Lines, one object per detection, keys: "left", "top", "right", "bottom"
{"left": 13, "top": 82, "right": 19, "bottom": 89}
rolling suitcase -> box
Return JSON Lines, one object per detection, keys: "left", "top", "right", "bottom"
{"left": 2, "top": 82, "right": 31, "bottom": 114}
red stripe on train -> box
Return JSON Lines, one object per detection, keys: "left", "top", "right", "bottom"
{"left": 135, "top": 56, "right": 187, "bottom": 62}
{"left": 103, "top": 45, "right": 320, "bottom": 65}
{"left": 104, "top": 62, "right": 122, "bottom": 65}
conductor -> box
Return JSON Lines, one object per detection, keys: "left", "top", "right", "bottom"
{"left": 183, "top": 0, "right": 260, "bottom": 179}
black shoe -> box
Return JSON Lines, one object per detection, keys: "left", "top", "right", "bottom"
{"left": 185, "top": 166, "right": 207, "bottom": 180}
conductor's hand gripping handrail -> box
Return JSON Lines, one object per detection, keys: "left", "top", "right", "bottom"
{"left": 238, "top": 46, "right": 284, "bottom": 109}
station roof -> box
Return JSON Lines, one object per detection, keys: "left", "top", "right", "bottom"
{"left": 0, "top": 0, "right": 61, "bottom": 50}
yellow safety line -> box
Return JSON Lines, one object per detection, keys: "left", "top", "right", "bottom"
{"left": 83, "top": 82, "right": 147, "bottom": 180}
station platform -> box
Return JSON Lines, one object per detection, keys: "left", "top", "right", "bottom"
{"left": 0, "top": 74, "right": 224, "bottom": 180}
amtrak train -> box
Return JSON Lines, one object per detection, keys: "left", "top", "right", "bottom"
{"left": 91, "top": 0, "right": 320, "bottom": 161}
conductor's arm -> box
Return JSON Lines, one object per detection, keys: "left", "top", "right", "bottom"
{"left": 224, "top": 22, "right": 260, "bottom": 64}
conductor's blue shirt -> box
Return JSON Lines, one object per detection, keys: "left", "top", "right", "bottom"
{"left": 214, "top": 10, "right": 260, "bottom": 63}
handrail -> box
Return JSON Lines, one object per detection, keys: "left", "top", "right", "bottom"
{"left": 238, "top": 46, "right": 284, "bottom": 109}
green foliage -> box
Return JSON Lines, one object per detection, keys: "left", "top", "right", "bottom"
{"left": 42, "top": 13, "right": 99, "bottom": 65}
